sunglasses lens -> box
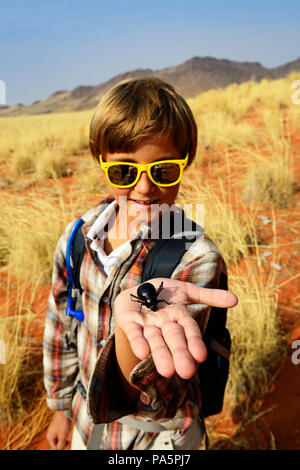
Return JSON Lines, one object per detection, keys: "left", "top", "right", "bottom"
{"left": 151, "top": 162, "right": 181, "bottom": 185}
{"left": 107, "top": 164, "right": 138, "bottom": 186}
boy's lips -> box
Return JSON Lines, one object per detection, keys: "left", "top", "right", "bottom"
{"left": 129, "top": 199, "right": 160, "bottom": 205}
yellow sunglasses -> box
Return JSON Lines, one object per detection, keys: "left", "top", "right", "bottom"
{"left": 99, "top": 154, "right": 189, "bottom": 188}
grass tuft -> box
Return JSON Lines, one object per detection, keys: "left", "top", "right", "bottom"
{"left": 242, "top": 143, "right": 295, "bottom": 208}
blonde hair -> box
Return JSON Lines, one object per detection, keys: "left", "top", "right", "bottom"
{"left": 89, "top": 76, "right": 197, "bottom": 166}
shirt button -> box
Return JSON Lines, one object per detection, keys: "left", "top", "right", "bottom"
{"left": 100, "top": 339, "right": 106, "bottom": 347}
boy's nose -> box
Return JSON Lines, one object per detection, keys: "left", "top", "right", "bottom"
{"left": 134, "top": 170, "right": 156, "bottom": 194}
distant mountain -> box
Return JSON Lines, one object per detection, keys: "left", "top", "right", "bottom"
{"left": 1, "top": 56, "right": 300, "bottom": 117}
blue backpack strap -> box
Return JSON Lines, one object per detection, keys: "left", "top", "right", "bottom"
{"left": 66, "top": 217, "right": 85, "bottom": 322}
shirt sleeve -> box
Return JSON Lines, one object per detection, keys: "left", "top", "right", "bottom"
{"left": 86, "top": 238, "right": 224, "bottom": 425}
{"left": 43, "top": 220, "right": 80, "bottom": 411}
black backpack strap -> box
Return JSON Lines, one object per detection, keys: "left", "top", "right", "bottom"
{"left": 142, "top": 238, "right": 195, "bottom": 281}
{"left": 142, "top": 213, "right": 199, "bottom": 281}
{"left": 71, "top": 222, "right": 85, "bottom": 292}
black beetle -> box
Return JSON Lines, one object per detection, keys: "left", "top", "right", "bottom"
{"left": 130, "top": 281, "right": 170, "bottom": 312}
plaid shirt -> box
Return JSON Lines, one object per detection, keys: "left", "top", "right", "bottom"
{"left": 43, "top": 195, "right": 224, "bottom": 450}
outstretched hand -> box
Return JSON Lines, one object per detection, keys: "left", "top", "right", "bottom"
{"left": 114, "top": 278, "right": 237, "bottom": 380}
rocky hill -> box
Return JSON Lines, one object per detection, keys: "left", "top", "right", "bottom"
{"left": 1, "top": 55, "right": 300, "bottom": 117}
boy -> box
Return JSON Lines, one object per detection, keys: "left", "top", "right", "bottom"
{"left": 43, "top": 77, "right": 237, "bottom": 450}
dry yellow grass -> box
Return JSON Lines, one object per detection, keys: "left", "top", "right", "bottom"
{"left": 226, "top": 256, "right": 286, "bottom": 418}
{"left": 9, "top": 145, "right": 70, "bottom": 179}
{"left": 0, "top": 180, "right": 96, "bottom": 285}
{"left": 0, "top": 110, "right": 93, "bottom": 179}
{"left": 188, "top": 80, "right": 258, "bottom": 120}
{"left": 193, "top": 109, "right": 257, "bottom": 154}
{"left": 178, "top": 173, "right": 258, "bottom": 265}
{"left": 242, "top": 143, "right": 295, "bottom": 208}
{"left": 0, "top": 271, "right": 52, "bottom": 449}
{"left": 188, "top": 71, "right": 300, "bottom": 167}
{"left": 0, "top": 274, "right": 42, "bottom": 425}
{"left": 2, "top": 390, "right": 52, "bottom": 450}
{"left": 287, "top": 105, "right": 300, "bottom": 131}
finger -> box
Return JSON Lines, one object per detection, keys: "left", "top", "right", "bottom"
{"left": 184, "top": 282, "right": 238, "bottom": 308}
{"left": 143, "top": 325, "right": 175, "bottom": 378}
{"left": 178, "top": 316, "right": 207, "bottom": 364}
{"left": 122, "top": 321, "right": 151, "bottom": 360}
{"left": 47, "top": 433, "right": 58, "bottom": 450}
{"left": 161, "top": 322, "right": 197, "bottom": 379}
{"left": 56, "top": 436, "right": 66, "bottom": 450}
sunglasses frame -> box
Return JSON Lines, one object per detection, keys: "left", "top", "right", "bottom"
{"left": 99, "top": 153, "right": 189, "bottom": 188}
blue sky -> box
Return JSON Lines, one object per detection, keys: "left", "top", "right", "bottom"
{"left": 1, "top": 0, "right": 300, "bottom": 106}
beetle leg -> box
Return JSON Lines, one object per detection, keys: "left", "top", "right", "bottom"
{"left": 130, "top": 298, "right": 143, "bottom": 304}
{"left": 132, "top": 299, "right": 144, "bottom": 311}
{"left": 156, "top": 281, "right": 164, "bottom": 297}
{"left": 130, "top": 293, "right": 141, "bottom": 300}
{"left": 158, "top": 299, "right": 171, "bottom": 306}
{"left": 130, "top": 295, "right": 145, "bottom": 310}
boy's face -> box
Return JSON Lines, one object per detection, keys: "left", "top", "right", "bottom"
{"left": 103, "top": 136, "right": 183, "bottom": 232}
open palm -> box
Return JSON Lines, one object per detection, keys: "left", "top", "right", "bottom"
{"left": 114, "top": 278, "right": 237, "bottom": 380}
